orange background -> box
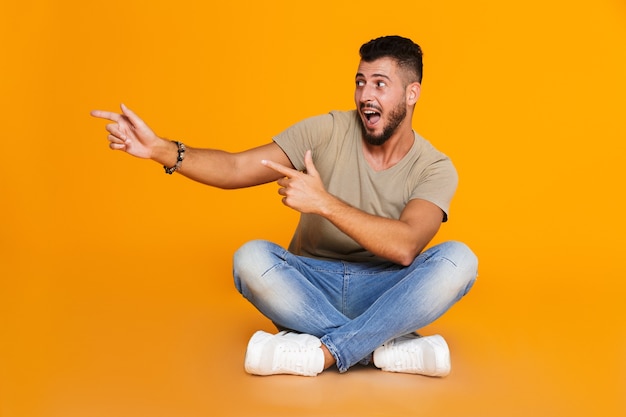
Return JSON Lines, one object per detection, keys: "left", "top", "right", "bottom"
{"left": 1, "top": 1, "right": 625, "bottom": 416}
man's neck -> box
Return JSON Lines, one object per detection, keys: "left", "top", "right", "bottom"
{"left": 362, "top": 127, "right": 415, "bottom": 172}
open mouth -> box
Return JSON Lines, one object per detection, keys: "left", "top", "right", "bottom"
{"left": 362, "top": 108, "right": 381, "bottom": 125}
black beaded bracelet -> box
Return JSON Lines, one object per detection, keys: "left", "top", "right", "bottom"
{"left": 163, "top": 141, "right": 186, "bottom": 175}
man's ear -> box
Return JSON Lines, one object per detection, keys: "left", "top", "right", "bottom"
{"left": 406, "top": 82, "right": 421, "bottom": 105}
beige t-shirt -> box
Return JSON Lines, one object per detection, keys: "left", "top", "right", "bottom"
{"left": 273, "top": 110, "right": 458, "bottom": 262}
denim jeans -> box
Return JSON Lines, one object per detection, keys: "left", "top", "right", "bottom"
{"left": 233, "top": 240, "right": 477, "bottom": 373}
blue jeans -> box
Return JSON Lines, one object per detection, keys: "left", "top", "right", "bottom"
{"left": 233, "top": 240, "right": 477, "bottom": 373}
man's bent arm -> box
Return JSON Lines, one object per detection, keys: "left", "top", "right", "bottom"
{"left": 263, "top": 151, "right": 443, "bottom": 266}
{"left": 321, "top": 197, "right": 443, "bottom": 266}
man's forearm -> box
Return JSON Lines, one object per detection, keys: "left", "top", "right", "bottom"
{"left": 319, "top": 198, "right": 427, "bottom": 266}
{"left": 153, "top": 141, "right": 239, "bottom": 188}
{"left": 153, "top": 141, "right": 289, "bottom": 190}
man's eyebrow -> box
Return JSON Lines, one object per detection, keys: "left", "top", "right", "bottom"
{"left": 355, "top": 72, "right": 392, "bottom": 80}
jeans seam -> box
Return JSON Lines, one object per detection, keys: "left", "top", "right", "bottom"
{"left": 342, "top": 270, "right": 349, "bottom": 316}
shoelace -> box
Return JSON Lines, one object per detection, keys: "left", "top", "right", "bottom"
{"left": 274, "top": 342, "right": 317, "bottom": 372}
{"left": 388, "top": 340, "right": 425, "bottom": 370}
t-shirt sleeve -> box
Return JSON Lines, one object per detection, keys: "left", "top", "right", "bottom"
{"left": 272, "top": 113, "right": 335, "bottom": 171}
{"left": 409, "top": 157, "right": 458, "bottom": 222}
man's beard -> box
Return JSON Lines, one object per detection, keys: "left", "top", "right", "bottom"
{"left": 360, "top": 102, "right": 407, "bottom": 146}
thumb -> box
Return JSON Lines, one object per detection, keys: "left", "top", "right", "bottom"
{"left": 304, "top": 150, "right": 319, "bottom": 177}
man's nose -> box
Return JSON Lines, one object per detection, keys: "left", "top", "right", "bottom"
{"left": 358, "top": 85, "right": 375, "bottom": 103}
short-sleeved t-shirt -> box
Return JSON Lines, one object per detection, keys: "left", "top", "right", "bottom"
{"left": 273, "top": 110, "right": 458, "bottom": 262}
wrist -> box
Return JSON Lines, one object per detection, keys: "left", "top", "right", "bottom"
{"left": 163, "top": 140, "right": 186, "bottom": 175}
{"left": 317, "top": 193, "right": 344, "bottom": 218}
{"left": 151, "top": 138, "right": 178, "bottom": 164}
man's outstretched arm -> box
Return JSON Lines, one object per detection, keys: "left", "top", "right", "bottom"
{"left": 90, "top": 104, "right": 292, "bottom": 189}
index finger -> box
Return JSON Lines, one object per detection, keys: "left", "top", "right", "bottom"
{"left": 90, "top": 109, "right": 121, "bottom": 122}
{"left": 261, "top": 159, "right": 299, "bottom": 177}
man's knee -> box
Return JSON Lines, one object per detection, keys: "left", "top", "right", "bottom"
{"left": 433, "top": 241, "right": 478, "bottom": 296}
{"left": 440, "top": 241, "right": 478, "bottom": 270}
{"left": 233, "top": 240, "right": 282, "bottom": 293}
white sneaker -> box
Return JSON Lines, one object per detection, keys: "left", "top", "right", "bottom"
{"left": 244, "top": 330, "right": 325, "bottom": 376}
{"left": 373, "top": 333, "right": 451, "bottom": 377}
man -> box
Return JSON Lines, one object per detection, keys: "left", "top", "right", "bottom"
{"left": 91, "top": 35, "right": 478, "bottom": 377}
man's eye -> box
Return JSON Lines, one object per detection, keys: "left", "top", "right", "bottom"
{"left": 377, "top": 81, "right": 386, "bottom": 87}
{"left": 356, "top": 80, "right": 365, "bottom": 87}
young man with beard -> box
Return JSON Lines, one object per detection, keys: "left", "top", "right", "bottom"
{"left": 91, "top": 35, "right": 478, "bottom": 377}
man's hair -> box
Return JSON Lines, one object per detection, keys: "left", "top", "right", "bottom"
{"left": 359, "top": 35, "right": 423, "bottom": 84}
